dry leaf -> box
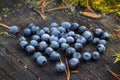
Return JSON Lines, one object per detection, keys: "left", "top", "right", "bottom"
{"left": 80, "top": 12, "right": 102, "bottom": 18}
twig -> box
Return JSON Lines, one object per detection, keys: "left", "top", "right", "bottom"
{"left": 71, "top": 70, "right": 79, "bottom": 74}
{"left": 32, "top": 8, "right": 47, "bottom": 20}
{"left": 0, "top": 22, "right": 10, "bottom": 29}
{"left": 84, "top": 77, "right": 90, "bottom": 80}
{"left": 65, "top": 58, "right": 70, "bottom": 80}
{"left": 108, "top": 69, "right": 120, "bottom": 80}
{"left": 45, "top": 5, "right": 72, "bottom": 12}
{"left": 86, "top": 0, "right": 95, "bottom": 13}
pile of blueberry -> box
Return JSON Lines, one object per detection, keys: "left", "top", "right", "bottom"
{"left": 19, "top": 22, "right": 109, "bottom": 73}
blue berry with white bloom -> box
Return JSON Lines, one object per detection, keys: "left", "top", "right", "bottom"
{"left": 70, "top": 22, "right": 79, "bottom": 31}
{"left": 9, "top": 25, "right": 19, "bottom": 35}
{"left": 98, "top": 39, "right": 107, "bottom": 45}
{"left": 97, "top": 44, "right": 106, "bottom": 53}
{"left": 73, "top": 52, "right": 81, "bottom": 60}
{"left": 25, "top": 45, "right": 35, "bottom": 54}
{"left": 38, "top": 41, "right": 48, "bottom": 51}
{"left": 30, "top": 40, "right": 38, "bottom": 47}
{"left": 74, "top": 43, "right": 83, "bottom": 51}
{"left": 50, "top": 51, "right": 61, "bottom": 61}
{"left": 66, "top": 47, "right": 76, "bottom": 55}
{"left": 61, "top": 22, "right": 71, "bottom": 29}
{"left": 43, "top": 27, "right": 50, "bottom": 33}
{"left": 94, "top": 28, "right": 103, "bottom": 37}
{"left": 23, "top": 28, "right": 32, "bottom": 36}
{"left": 93, "top": 37, "right": 100, "bottom": 45}
{"left": 102, "top": 32, "right": 109, "bottom": 40}
{"left": 50, "top": 41, "right": 59, "bottom": 50}
{"left": 82, "top": 31, "right": 93, "bottom": 41}
{"left": 37, "top": 56, "right": 47, "bottom": 66}
{"left": 50, "top": 22, "right": 58, "bottom": 27}
{"left": 45, "top": 47, "right": 53, "bottom": 56}
{"left": 66, "top": 36, "right": 75, "bottom": 44}
{"left": 33, "top": 52, "right": 42, "bottom": 59}
{"left": 55, "top": 62, "right": 66, "bottom": 73}
{"left": 61, "top": 43, "right": 69, "bottom": 51}
{"left": 19, "top": 36, "right": 26, "bottom": 42}
{"left": 31, "top": 26, "right": 40, "bottom": 34}
{"left": 41, "top": 33, "right": 50, "bottom": 41}
{"left": 19, "top": 40, "right": 28, "bottom": 49}
{"left": 51, "top": 29, "right": 60, "bottom": 37}
{"left": 78, "top": 26, "right": 87, "bottom": 34}
{"left": 49, "top": 35, "right": 58, "bottom": 42}
{"left": 36, "top": 29, "right": 45, "bottom": 36}
{"left": 27, "top": 23, "right": 35, "bottom": 29}
{"left": 58, "top": 37, "right": 67, "bottom": 44}
{"left": 76, "top": 36, "right": 87, "bottom": 46}
{"left": 58, "top": 26, "right": 66, "bottom": 33}
{"left": 92, "top": 51, "right": 100, "bottom": 60}
{"left": 68, "top": 31, "right": 75, "bottom": 37}
{"left": 82, "top": 52, "right": 92, "bottom": 61}
{"left": 69, "top": 58, "right": 79, "bottom": 69}
{"left": 31, "top": 35, "right": 40, "bottom": 41}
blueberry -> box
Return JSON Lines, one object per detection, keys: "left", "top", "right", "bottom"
{"left": 97, "top": 44, "right": 106, "bottom": 53}
{"left": 73, "top": 52, "right": 81, "bottom": 60}
{"left": 60, "top": 33, "right": 68, "bottom": 38}
{"left": 43, "top": 27, "right": 50, "bottom": 33}
{"left": 41, "top": 34, "right": 50, "bottom": 41}
{"left": 45, "top": 47, "right": 53, "bottom": 56}
{"left": 58, "top": 37, "right": 67, "bottom": 44}
{"left": 25, "top": 45, "right": 35, "bottom": 53}
{"left": 23, "top": 28, "right": 32, "bottom": 36}
{"left": 94, "top": 28, "right": 103, "bottom": 37}
{"left": 76, "top": 36, "right": 87, "bottom": 46}
{"left": 49, "top": 35, "right": 58, "bottom": 42}
{"left": 61, "top": 43, "right": 69, "bottom": 51}
{"left": 74, "top": 43, "right": 83, "bottom": 51}
{"left": 82, "top": 52, "right": 91, "bottom": 61}
{"left": 37, "top": 56, "right": 47, "bottom": 66}
{"left": 69, "top": 58, "right": 79, "bottom": 69}
{"left": 78, "top": 26, "right": 87, "bottom": 34}
{"left": 67, "top": 31, "right": 75, "bottom": 37}
{"left": 51, "top": 29, "right": 60, "bottom": 37}
{"left": 31, "top": 26, "right": 40, "bottom": 34}
{"left": 66, "top": 47, "right": 76, "bottom": 55}
{"left": 93, "top": 37, "right": 100, "bottom": 45}
{"left": 33, "top": 52, "right": 42, "bottom": 59}
{"left": 19, "top": 40, "right": 28, "bottom": 49}
{"left": 50, "top": 51, "right": 61, "bottom": 61}
{"left": 70, "top": 22, "right": 79, "bottom": 31}
{"left": 50, "top": 27, "right": 58, "bottom": 31}
{"left": 36, "top": 29, "right": 45, "bottom": 36}
{"left": 50, "top": 41, "right": 59, "bottom": 50}
{"left": 19, "top": 36, "right": 26, "bottom": 42}
{"left": 31, "top": 35, "right": 40, "bottom": 41}
{"left": 102, "top": 32, "right": 109, "bottom": 40}
{"left": 74, "top": 34, "right": 81, "bottom": 39}
{"left": 98, "top": 39, "right": 107, "bottom": 45}
{"left": 38, "top": 41, "right": 48, "bottom": 51}
{"left": 30, "top": 40, "right": 38, "bottom": 47}
{"left": 92, "top": 51, "right": 100, "bottom": 60}
{"left": 27, "top": 23, "right": 35, "bottom": 29}
{"left": 82, "top": 31, "right": 93, "bottom": 41}
{"left": 55, "top": 62, "right": 66, "bottom": 73}
{"left": 50, "top": 22, "right": 58, "bottom": 27}
{"left": 61, "top": 22, "right": 71, "bottom": 29}
{"left": 58, "top": 26, "right": 66, "bottom": 33}
{"left": 9, "top": 25, "right": 19, "bottom": 35}
{"left": 66, "top": 36, "right": 75, "bottom": 44}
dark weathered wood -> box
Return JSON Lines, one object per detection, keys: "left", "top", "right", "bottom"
{"left": 0, "top": 0, "right": 120, "bottom": 80}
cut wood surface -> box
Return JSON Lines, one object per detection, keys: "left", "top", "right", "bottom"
{"left": 0, "top": 0, "right": 120, "bottom": 80}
